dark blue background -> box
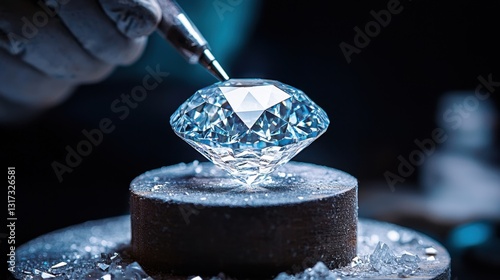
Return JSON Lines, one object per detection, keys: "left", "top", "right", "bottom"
{"left": 2, "top": 1, "right": 500, "bottom": 279}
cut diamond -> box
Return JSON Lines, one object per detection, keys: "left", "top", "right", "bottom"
{"left": 170, "top": 78, "right": 330, "bottom": 184}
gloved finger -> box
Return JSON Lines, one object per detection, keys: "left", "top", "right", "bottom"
{"left": 45, "top": 0, "right": 148, "bottom": 65}
{"left": 0, "top": 48, "right": 74, "bottom": 107}
{"left": 0, "top": 1, "right": 114, "bottom": 82}
{"left": 98, "top": 0, "right": 162, "bottom": 39}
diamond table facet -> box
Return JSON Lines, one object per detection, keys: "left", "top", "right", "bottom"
{"left": 170, "top": 78, "right": 330, "bottom": 184}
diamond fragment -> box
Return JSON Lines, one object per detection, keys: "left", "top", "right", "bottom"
{"left": 170, "top": 78, "right": 330, "bottom": 184}
{"left": 370, "top": 242, "right": 397, "bottom": 274}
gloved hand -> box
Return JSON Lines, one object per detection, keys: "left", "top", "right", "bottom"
{"left": 0, "top": 0, "right": 162, "bottom": 123}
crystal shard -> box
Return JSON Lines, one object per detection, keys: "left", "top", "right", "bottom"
{"left": 170, "top": 79, "right": 330, "bottom": 184}
{"left": 370, "top": 242, "right": 397, "bottom": 274}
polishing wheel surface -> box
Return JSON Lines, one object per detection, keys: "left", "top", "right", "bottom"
{"left": 10, "top": 216, "right": 451, "bottom": 280}
{"left": 130, "top": 161, "right": 357, "bottom": 205}
{"left": 130, "top": 161, "right": 358, "bottom": 276}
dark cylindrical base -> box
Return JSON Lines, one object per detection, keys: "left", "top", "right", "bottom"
{"left": 12, "top": 216, "right": 452, "bottom": 280}
{"left": 130, "top": 161, "right": 358, "bottom": 277}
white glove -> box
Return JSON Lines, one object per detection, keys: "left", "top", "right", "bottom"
{"left": 0, "top": 0, "right": 162, "bottom": 123}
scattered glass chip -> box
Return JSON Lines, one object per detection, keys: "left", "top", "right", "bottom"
{"left": 424, "top": 247, "right": 438, "bottom": 256}
{"left": 97, "top": 263, "right": 110, "bottom": 271}
{"left": 387, "top": 230, "right": 400, "bottom": 242}
{"left": 41, "top": 272, "right": 56, "bottom": 279}
{"left": 50, "top": 262, "right": 67, "bottom": 269}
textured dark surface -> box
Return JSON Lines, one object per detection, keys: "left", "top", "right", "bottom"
{"left": 130, "top": 161, "right": 358, "bottom": 277}
{"left": 9, "top": 216, "right": 451, "bottom": 280}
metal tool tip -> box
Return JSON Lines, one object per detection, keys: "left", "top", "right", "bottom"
{"left": 210, "top": 60, "right": 230, "bottom": 81}
{"left": 200, "top": 49, "right": 230, "bottom": 81}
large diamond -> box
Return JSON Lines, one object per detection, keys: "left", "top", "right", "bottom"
{"left": 170, "top": 79, "right": 330, "bottom": 184}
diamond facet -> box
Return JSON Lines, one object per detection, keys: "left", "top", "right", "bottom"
{"left": 170, "top": 78, "right": 330, "bottom": 184}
